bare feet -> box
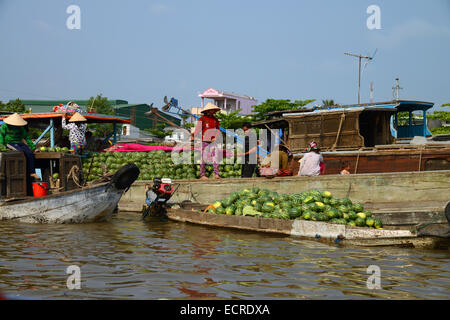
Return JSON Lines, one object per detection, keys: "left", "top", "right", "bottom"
{"left": 214, "top": 175, "right": 220, "bottom": 179}
{"left": 200, "top": 176, "right": 209, "bottom": 180}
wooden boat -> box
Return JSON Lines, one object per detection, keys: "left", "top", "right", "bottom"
{"left": 0, "top": 111, "right": 138, "bottom": 224}
{"left": 0, "top": 164, "right": 140, "bottom": 223}
{"left": 166, "top": 202, "right": 450, "bottom": 249}
{"left": 252, "top": 100, "right": 450, "bottom": 175}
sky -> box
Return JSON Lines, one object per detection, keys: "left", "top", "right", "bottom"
{"left": 0, "top": 0, "right": 449, "bottom": 112}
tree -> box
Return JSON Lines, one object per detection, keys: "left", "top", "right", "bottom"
{"left": 215, "top": 109, "right": 255, "bottom": 129}
{"left": 86, "top": 94, "right": 114, "bottom": 115}
{"left": 428, "top": 104, "right": 450, "bottom": 135}
{"left": 86, "top": 94, "right": 115, "bottom": 137}
{"left": 252, "top": 99, "right": 316, "bottom": 120}
{"left": 322, "top": 99, "right": 338, "bottom": 107}
{"left": 0, "top": 98, "right": 26, "bottom": 113}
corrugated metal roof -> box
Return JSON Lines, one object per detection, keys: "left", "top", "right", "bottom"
{"left": 283, "top": 106, "right": 396, "bottom": 117}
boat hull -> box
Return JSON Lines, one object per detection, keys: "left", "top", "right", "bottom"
{"left": 0, "top": 183, "right": 123, "bottom": 224}
{"left": 167, "top": 209, "right": 450, "bottom": 249}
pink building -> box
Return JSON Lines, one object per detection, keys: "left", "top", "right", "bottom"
{"left": 198, "top": 88, "right": 257, "bottom": 115}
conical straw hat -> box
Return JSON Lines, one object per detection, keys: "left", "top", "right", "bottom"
{"left": 4, "top": 113, "right": 27, "bottom": 126}
{"left": 69, "top": 112, "right": 87, "bottom": 122}
{"left": 201, "top": 102, "right": 221, "bottom": 114}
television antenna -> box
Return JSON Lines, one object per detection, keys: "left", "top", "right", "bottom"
{"left": 345, "top": 49, "right": 377, "bottom": 104}
{"left": 392, "top": 78, "right": 403, "bottom": 101}
{"left": 369, "top": 82, "right": 374, "bottom": 103}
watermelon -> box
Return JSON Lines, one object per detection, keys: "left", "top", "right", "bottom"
{"left": 303, "top": 196, "right": 314, "bottom": 204}
{"left": 355, "top": 217, "right": 366, "bottom": 227}
{"left": 280, "top": 201, "right": 291, "bottom": 209}
{"left": 302, "top": 211, "right": 312, "bottom": 220}
{"left": 352, "top": 203, "right": 364, "bottom": 212}
{"left": 374, "top": 218, "right": 383, "bottom": 229}
{"left": 288, "top": 207, "right": 302, "bottom": 219}
{"left": 315, "top": 201, "right": 325, "bottom": 211}
{"left": 365, "top": 218, "right": 375, "bottom": 227}
{"left": 225, "top": 206, "right": 235, "bottom": 215}
{"left": 356, "top": 212, "right": 366, "bottom": 219}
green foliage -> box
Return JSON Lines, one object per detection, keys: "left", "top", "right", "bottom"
{"left": 215, "top": 109, "right": 255, "bottom": 129}
{"left": 86, "top": 94, "right": 114, "bottom": 115}
{"left": 428, "top": 105, "right": 450, "bottom": 135}
{"left": 322, "top": 99, "right": 338, "bottom": 107}
{"left": 86, "top": 94, "right": 115, "bottom": 138}
{"left": 397, "top": 112, "right": 424, "bottom": 126}
{"left": 0, "top": 98, "right": 26, "bottom": 113}
{"left": 431, "top": 126, "right": 450, "bottom": 135}
{"left": 428, "top": 108, "right": 450, "bottom": 121}
{"left": 252, "top": 99, "right": 316, "bottom": 120}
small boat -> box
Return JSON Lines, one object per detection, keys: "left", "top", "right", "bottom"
{"left": 0, "top": 164, "right": 140, "bottom": 224}
{"left": 166, "top": 202, "right": 450, "bottom": 249}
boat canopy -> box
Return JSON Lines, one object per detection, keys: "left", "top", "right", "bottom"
{"left": 308, "top": 100, "right": 434, "bottom": 139}
{"left": 0, "top": 112, "right": 131, "bottom": 147}
{"left": 253, "top": 106, "right": 396, "bottom": 153}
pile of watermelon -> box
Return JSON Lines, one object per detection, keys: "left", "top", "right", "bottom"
{"left": 207, "top": 188, "right": 383, "bottom": 229}
{"left": 82, "top": 151, "right": 243, "bottom": 182}
{"left": 39, "top": 146, "right": 70, "bottom": 153}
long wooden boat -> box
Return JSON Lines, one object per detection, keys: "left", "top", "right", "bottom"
{"left": 252, "top": 101, "right": 450, "bottom": 175}
{"left": 166, "top": 204, "right": 450, "bottom": 249}
{"left": 0, "top": 164, "right": 140, "bottom": 224}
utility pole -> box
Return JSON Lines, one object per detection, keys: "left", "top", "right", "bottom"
{"left": 345, "top": 52, "right": 373, "bottom": 104}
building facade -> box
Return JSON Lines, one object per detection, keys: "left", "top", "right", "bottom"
{"left": 198, "top": 88, "right": 257, "bottom": 115}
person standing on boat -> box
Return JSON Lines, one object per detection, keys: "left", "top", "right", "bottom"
{"left": 62, "top": 112, "right": 88, "bottom": 155}
{"left": 298, "top": 141, "right": 324, "bottom": 176}
{"left": 238, "top": 122, "right": 258, "bottom": 178}
{"left": 0, "top": 113, "right": 40, "bottom": 180}
{"left": 191, "top": 103, "right": 221, "bottom": 180}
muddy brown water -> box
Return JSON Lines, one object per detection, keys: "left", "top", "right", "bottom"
{"left": 0, "top": 212, "right": 449, "bottom": 299}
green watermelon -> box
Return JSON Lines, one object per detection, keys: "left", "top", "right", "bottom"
{"left": 374, "top": 218, "right": 383, "bottom": 229}
{"left": 288, "top": 207, "right": 302, "bottom": 219}
{"left": 302, "top": 211, "right": 312, "bottom": 220}
{"left": 355, "top": 217, "right": 366, "bottom": 227}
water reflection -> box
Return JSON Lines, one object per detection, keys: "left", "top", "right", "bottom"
{"left": 0, "top": 212, "right": 449, "bottom": 299}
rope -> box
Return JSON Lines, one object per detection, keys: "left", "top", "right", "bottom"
{"left": 66, "top": 165, "right": 83, "bottom": 188}
{"left": 412, "top": 212, "right": 447, "bottom": 233}
{"left": 354, "top": 150, "right": 361, "bottom": 174}
{"left": 332, "top": 112, "right": 346, "bottom": 151}
{"left": 418, "top": 147, "right": 423, "bottom": 172}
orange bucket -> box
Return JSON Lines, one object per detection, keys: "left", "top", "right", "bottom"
{"left": 32, "top": 182, "right": 49, "bottom": 197}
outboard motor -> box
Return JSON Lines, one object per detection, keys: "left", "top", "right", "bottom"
{"left": 142, "top": 177, "right": 179, "bottom": 220}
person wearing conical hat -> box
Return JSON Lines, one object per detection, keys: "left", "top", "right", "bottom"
{"left": 0, "top": 113, "right": 40, "bottom": 180}
{"left": 191, "top": 103, "right": 222, "bottom": 180}
{"left": 61, "top": 112, "right": 88, "bottom": 154}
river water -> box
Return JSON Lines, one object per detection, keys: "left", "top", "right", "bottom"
{"left": 0, "top": 211, "right": 449, "bottom": 300}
